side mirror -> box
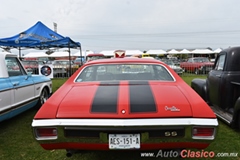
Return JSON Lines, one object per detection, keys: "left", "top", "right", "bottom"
{"left": 25, "top": 72, "right": 32, "bottom": 80}
{"left": 27, "top": 72, "right": 32, "bottom": 76}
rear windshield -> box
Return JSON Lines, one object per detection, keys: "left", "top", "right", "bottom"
{"left": 75, "top": 64, "right": 174, "bottom": 82}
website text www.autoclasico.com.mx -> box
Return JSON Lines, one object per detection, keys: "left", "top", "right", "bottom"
{"left": 140, "top": 149, "right": 238, "bottom": 158}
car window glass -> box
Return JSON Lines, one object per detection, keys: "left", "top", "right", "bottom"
{"left": 214, "top": 54, "right": 225, "bottom": 71}
{"left": 5, "top": 57, "right": 27, "bottom": 76}
{"left": 188, "top": 59, "right": 193, "bottom": 62}
{"left": 97, "top": 66, "right": 106, "bottom": 73}
{"left": 75, "top": 64, "right": 174, "bottom": 82}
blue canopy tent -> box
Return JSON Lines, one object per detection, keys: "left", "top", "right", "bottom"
{"left": 0, "top": 21, "right": 82, "bottom": 75}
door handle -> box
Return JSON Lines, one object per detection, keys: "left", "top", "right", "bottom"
{"left": 215, "top": 75, "right": 221, "bottom": 78}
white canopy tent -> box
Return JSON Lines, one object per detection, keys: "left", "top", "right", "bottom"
{"left": 23, "top": 52, "right": 49, "bottom": 58}
{"left": 146, "top": 49, "right": 167, "bottom": 55}
{"left": 100, "top": 50, "right": 143, "bottom": 56}
{"left": 213, "top": 48, "right": 222, "bottom": 53}
{"left": 48, "top": 51, "right": 77, "bottom": 57}
{"left": 73, "top": 50, "right": 94, "bottom": 57}
{"left": 167, "top": 49, "right": 180, "bottom": 54}
{"left": 100, "top": 50, "right": 116, "bottom": 56}
{"left": 125, "top": 50, "right": 143, "bottom": 56}
{"left": 179, "top": 49, "right": 191, "bottom": 54}
{"left": 191, "top": 49, "right": 215, "bottom": 54}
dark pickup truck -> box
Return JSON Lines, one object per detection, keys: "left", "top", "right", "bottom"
{"left": 191, "top": 46, "right": 240, "bottom": 129}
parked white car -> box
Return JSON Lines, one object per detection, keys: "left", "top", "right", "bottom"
{"left": 162, "top": 59, "right": 184, "bottom": 75}
{"left": 52, "top": 60, "right": 78, "bottom": 77}
{"left": 0, "top": 52, "right": 52, "bottom": 122}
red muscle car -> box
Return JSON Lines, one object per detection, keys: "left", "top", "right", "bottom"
{"left": 32, "top": 58, "right": 218, "bottom": 157}
{"left": 180, "top": 57, "right": 214, "bottom": 74}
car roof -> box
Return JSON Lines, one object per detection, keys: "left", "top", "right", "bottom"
{"left": 87, "top": 53, "right": 104, "bottom": 56}
{"left": 0, "top": 52, "right": 17, "bottom": 59}
{"left": 86, "top": 57, "right": 163, "bottom": 65}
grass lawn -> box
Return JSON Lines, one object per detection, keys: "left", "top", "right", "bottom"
{"left": 0, "top": 76, "right": 239, "bottom": 160}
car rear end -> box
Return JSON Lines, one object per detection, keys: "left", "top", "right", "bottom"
{"left": 32, "top": 82, "right": 217, "bottom": 152}
{"left": 32, "top": 59, "right": 218, "bottom": 155}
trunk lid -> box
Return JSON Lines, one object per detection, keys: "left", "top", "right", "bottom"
{"left": 56, "top": 82, "right": 192, "bottom": 118}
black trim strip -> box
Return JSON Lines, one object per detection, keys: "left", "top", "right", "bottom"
{"left": 64, "top": 127, "right": 185, "bottom": 138}
{"left": 0, "top": 88, "right": 13, "bottom": 92}
{"left": 129, "top": 81, "right": 157, "bottom": 113}
{"left": 91, "top": 82, "right": 119, "bottom": 113}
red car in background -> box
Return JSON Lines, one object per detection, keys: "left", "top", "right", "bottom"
{"left": 180, "top": 57, "right": 214, "bottom": 74}
{"left": 21, "top": 60, "right": 39, "bottom": 74}
{"left": 32, "top": 58, "right": 218, "bottom": 157}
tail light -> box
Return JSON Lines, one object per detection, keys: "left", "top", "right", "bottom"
{"left": 34, "top": 127, "right": 57, "bottom": 140}
{"left": 192, "top": 127, "right": 215, "bottom": 140}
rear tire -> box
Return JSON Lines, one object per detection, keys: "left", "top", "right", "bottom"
{"left": 36, "top": 88, "right": 49, "bottom": 108}
{"left": 237, "top": 112, "right": 240, "bottom": 130}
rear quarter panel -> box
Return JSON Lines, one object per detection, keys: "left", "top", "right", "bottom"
{"left": 178, "top": 80, "right": 216, "bottom": 118}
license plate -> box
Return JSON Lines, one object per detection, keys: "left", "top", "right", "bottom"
{"left": 108, "top": 134, "right": 140, "bottom": 149}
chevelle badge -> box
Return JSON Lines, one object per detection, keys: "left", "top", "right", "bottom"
{"left": 165, "top": 106, "right": 180, "bottom": 112}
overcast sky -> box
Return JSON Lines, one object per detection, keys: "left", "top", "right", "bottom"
{"left": 1, "top": 0, "right": 240, "bottom": 53}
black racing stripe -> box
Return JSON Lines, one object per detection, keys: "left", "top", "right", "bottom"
{"left": 91, "top": 82, "right": 119, "bottom": 113}
{"left": 129, "top": 81, "right": 157, "bottom": 113}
